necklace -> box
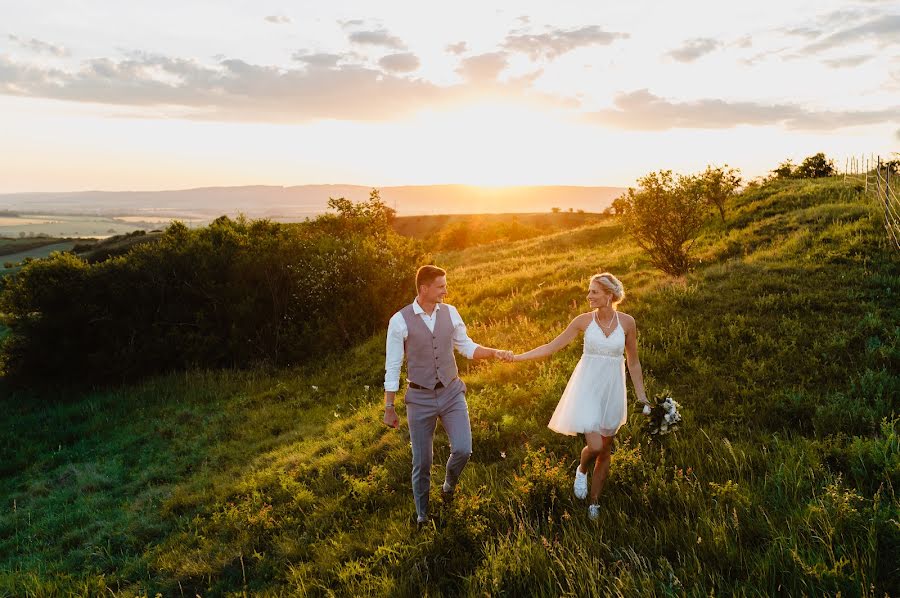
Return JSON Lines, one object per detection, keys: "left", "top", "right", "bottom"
{"left": 595, "top": 309, "right": 615, "bottom": 330}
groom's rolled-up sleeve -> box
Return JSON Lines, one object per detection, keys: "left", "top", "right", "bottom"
{"left": 384, "top": 312, "right": 406, "bottom": 392}
{"left": 449, "top": 305, "right": 479, "bottom": 359}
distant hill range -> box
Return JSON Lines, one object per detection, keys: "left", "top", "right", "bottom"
{"left": 0, "top": 185, "right": 626, "bottom": 219}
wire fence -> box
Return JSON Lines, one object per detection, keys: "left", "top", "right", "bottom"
{"left": 843, "top": 154, "right": 899, "bottom": 250}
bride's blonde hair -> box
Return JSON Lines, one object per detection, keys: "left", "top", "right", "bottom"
{"left": 590, "top": 272, "right": 625, "bottom": 307}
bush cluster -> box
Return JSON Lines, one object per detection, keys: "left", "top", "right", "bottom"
{"left": 0, "top": 192, "right": 422, "bottom": 385}
{"left": 618, "top": 154, "right": 838, "bottom": 276}
{"left": 437, "top": 218, "right": 544, "bottom": 250}
{"left": 771, "top": 152, "right": 836, "bottom": 179}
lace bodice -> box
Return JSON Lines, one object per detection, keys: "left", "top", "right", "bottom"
{"left": 583, "top": 313, "right": 625, "bottom": 358}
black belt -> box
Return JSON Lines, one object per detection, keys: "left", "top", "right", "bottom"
{"left": 409, "top": 381, "right": 444, "bottom": 390}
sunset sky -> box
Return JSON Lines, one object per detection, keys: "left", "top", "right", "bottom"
{"left": 1, "top": 0, "right": 898, "bottom": 192}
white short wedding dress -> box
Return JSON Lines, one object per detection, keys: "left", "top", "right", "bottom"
{"left": 548, "top": 312, "right": 627, "bottom": 437}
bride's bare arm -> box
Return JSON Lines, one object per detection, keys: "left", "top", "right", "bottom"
{"left": 514, "top": 313, "right": 591, "bottom": 362}
{"left": 622, "top": 313, "right": 649, "bottom": 405}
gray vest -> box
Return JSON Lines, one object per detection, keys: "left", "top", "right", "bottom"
{"left": 401, "top": 303, "right": 459, "bottom": 389}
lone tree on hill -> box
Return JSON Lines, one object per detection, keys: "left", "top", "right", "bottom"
{"left": 700, "top": 165, "right": 742, "bottom": 222}
{"left": 795, "top": 152, "right": 835, "bottom": 178}
{"left": 620, "top": 170, "right": 708, "bottom": 277}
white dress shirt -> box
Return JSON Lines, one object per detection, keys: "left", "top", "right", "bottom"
{"left": 384, "top": 298, "right": 480, "bottom": 392}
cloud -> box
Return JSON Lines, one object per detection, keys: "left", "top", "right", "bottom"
{"left": 667, "top": 38, "right": 721, "bottom": 63}
{"left": 503, "top": 25, "right": 629, "bottom": 60}
{"left": 348, "top": 28, "right": 405, "bottom": 50}
{"left": 8, "top": 34, "right": 69, "bottom": 57}
{"left": 587, "top": 89, "right": 897, "bottom": 131}
{"left": 823, "top": 55, "right": 872, "bottom": 68}
{"left": 378, "top": 52, "right": 419, "bottom": 73}
{"left": 445, "top": 41, "right": 468, "bottom": 55}
{"left": 291, "top": 52, "right": 343, "bottom": 68}
{"left": 456, "top": 52, "right": 508, "bottom": 83}
{"left": 0, "top": 50, "right": 567, "bottom": 123}
{"left": 783, "top": 27, "right": 822, "bottom": 38}
{"left": 0, "top": 53, "right": 441, "bottom": 122}
{"left": 264, "top": 15, "right": 291, "bottom": 24}
{"left": 802, "top": 14, "right": 900, "bottom": 53}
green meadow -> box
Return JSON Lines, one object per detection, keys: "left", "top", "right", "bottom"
{"left": 1, "top": 177, "right": 898, "bottom": 596}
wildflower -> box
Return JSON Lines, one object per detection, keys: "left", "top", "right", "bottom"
{"left": 311, "top": 385, "right": 319, "bottom": 391}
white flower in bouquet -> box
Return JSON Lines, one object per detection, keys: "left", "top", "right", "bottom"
{"left": 642, "top": 391, "right": 683, "bottom": 438}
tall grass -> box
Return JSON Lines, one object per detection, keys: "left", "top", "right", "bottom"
{"left": 1, "top": 177, "right": 897, "bottom": 596}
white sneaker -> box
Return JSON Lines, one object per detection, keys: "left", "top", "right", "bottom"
{"left": 588, "top": 504, "right": 600, "bottom": 520}
{"left": 573, "top": 466, "right": 588, "bottom": 500}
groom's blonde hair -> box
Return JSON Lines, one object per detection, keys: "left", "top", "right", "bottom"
{"left": 591, "top": 272, "right": 625, "bottom": 306}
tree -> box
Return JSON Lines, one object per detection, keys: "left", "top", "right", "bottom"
{"left": 551, "top": 207, "right": 561, "bottom": 213}
{"left": 700, "top": 165, "right": 742, "bottom": 222}
{"left": 620, "top": 170, "right": 708, "bottom": 277}
{"left": 324, "top": 188, "right": 397, "bottom": 236}
{"left": 437, "top": 221, "right": 472, "bottom": 250}
{"left": 795, "top": 152, "right": 835, "bottom": 178}
{"left": 772, "top": 159, "right": 795, "bottom": 179}
{"left": 610, "top": 195, "right": 629, "bottom": 215}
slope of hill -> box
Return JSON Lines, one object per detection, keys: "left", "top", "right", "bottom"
{"left": 391, "top": 210, "right": 606, "bottom": 240}
{"left": 0, "top": 237, "right": 71, "bottom": 258}
{"left": 0, "top": 240, "right": 77, "bottom": 276}
{"left": 0, "top": 177, "right": 897, "bottom": 596}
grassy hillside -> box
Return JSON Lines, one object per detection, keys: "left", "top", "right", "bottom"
{"left": 70, "top": 230, "right": 163, "bottom": 263}
{"left": 1, "top": 177, "right": 897, "bottom": 596}
{"left": 0, "top": 240, "right": 77, "bottom": 277}
{"left": 392, "top": 211, "right": 605, "bottom": 240}
{"left": 0, "top": 237, "right": 71, "bottom": 258}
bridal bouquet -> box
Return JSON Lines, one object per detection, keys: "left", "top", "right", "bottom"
{"left": 641, "top": 392, "right": 682, "bottom": 436}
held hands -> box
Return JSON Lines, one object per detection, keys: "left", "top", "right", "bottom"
{"left": 494, "top": 349, "right": 515, "bottom": 362}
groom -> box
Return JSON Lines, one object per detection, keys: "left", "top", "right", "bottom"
{"left": 383, "top": 265, "right": 512, "bottom": 525}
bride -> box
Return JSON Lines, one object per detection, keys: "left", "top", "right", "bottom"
{"left": 513, "top": 272, "right": 649, "bottom": 519}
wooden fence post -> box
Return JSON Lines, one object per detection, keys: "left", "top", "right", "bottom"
{"left": 878, "top": 157, "right": 886, "bottom": 225}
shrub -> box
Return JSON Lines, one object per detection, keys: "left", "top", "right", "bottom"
{"left": 796, "top": 153, "right": 836, "bottom": 178}
{"left": 770, "top": 153, "right": 836, "bottom": 180}
{"left": 0, "top": 193, "right": 423, "bottom": 386}
{"left": 700, "top": 165, "right": 742, "bottom": 222}
{"left": 772, "top": 159, "right": 796, "bottom": 179}
{"left": 437, "top": 222, "right": 472, "bottom": 250}
{"left": 512, "top": 444, "right": 570, "bottom": 515}
{"left": 620, "top": 170, "right": 709, "bottom": 276}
